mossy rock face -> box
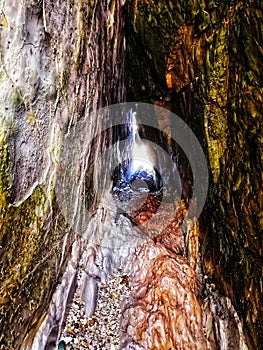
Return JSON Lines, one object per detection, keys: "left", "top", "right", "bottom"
{"left": 126, "top": 0, "right": 205, "bottom": 101}
{"left": 1, "top": 187, "right": 50, "bottom": 346}
{"left": 213, "top": 4, "right": 263, "bottom": 345}
{"left": 126, "top": 1, "right": 263, "bottom": 348}
{"left": 0, "top": 119, "right": 73, "bottom": 347}
{"left": 0, "top": 0, "right": 126, "bottom": 348}
{"left": 0, "top": 122, "right": 10, "bottom": 214}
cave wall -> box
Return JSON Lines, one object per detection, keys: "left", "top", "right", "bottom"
{"left": 0, "top": 0, "right": 262, "bottom": 348}
{"left": 125, "top": 0, "right": 263, "bottom": 349}
{"left": 0, "top": 1, "right": 126, "bottom": 348}
{"left": 203, "top": 3, "right": 263, "bottom": 347}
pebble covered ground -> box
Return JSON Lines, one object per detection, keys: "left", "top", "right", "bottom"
{"left": 58, "top": 268, "right": 131, "bottom": 350}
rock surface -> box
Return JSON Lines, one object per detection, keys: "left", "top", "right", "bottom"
{"left": 120, "top": 240, "right": 208, "bottom": 350}
{"left": 0, "top": 0, "right": 261, "bottom": 348}
{"left": 0, "top": 1, "right": 127, "bottom": 348}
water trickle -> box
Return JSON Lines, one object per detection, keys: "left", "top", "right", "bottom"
{"left": 112, "top": 110, "right": 163, "bottom": 202}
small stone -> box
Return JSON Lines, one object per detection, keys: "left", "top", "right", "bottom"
{"left": 66, "top": 327, "right": 77, "bottom": 337}
{"left": 73, "top": 337, "right": 79, "bottom": 344}
{"left": 63, "top": 336, "right": 73, "bottom": 343}
{"left": 89, "top": 318, "right": 96, "bottom": 326}
{"left": 120, "top": 275, "right": 130, "bottom": 286}
{"left": 58, "top": 340, "right": 66, "bottom": 350}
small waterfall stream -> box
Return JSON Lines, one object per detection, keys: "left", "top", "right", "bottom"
{"left": 126, "top": 111, "right": 158, "bottom": 184}
{"left": 112, "top": 110, "right": 163, "bottom": 202}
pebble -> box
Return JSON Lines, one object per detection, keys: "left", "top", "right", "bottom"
{"left": 58, "top": 266, "right": 130, "bottom": 349}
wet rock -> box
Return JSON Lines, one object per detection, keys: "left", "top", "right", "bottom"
{"left": 120, "top": 240, "right": 208, "bottom": 350}
{"left": 203, "top": 289, "right": 248, "bottom": 350}
{"left": 80, "top": 275, "right": 98, "bottom": 318}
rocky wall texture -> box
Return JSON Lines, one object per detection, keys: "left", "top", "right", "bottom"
{"left": 0, "top": 1, "right": 126, "bottom": 348}
{"left": 203, "top": 2, "right": 263, "bottom": 347}
{"left": 0, "top": 0, "right": 262, "bottom": 348}
{"left": 125, "top": 0, "right": 262, "bottom": 348}
{"left": 121, "top": 240, "right": 209, "bottom": 350}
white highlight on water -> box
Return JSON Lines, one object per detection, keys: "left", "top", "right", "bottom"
{"left": 127, "top": 111, "right": 156, "bottom": 181}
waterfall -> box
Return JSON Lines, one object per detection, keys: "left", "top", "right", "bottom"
{"left": 122, "top": 110, "right": 158, "bottom": 190}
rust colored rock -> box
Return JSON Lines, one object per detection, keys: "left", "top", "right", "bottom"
{"left": 121, "top": 241, "right": 208, "bottom": 350}
{"left": 129, "top": 193, "right": 186, "bottom": 255}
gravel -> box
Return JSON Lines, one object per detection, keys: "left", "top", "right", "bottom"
{"left": 58, "top": 266, "right": 131, "bottom": 350}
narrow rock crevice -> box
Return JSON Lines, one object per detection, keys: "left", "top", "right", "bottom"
{"left": 0, "top": 1, "right": 261, "bottom": 349}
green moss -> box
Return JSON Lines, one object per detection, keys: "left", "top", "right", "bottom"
{"left": 0, "top": 185, "right": 47, "bottom": 280}
{"left": 203, "top": 19, "right": 229, "bottom": 182}
{"left": 0, "top": 119, "right": 11, "bottom": 215}
{"left": 0, "top": 118, "right": 48, "bottom": 306}
{"left": 0, "top": 184, "right": 54, "bottom": 348}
